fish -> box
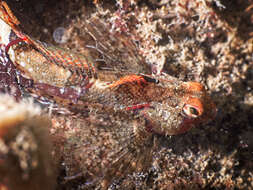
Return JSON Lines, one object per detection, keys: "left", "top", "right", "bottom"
{"left": 0, "top": 1, "right": 217, "bottom": 188}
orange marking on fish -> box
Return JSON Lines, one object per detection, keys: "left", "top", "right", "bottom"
{"left": 109, "top": 75, "right": 147, "bottom": 88}
{"left": 73, "top": 59, "right": 84, "bottom": 68}
{"left": 184, "top": 82, "right": 205, "bottom": 93}
{"left": 1, "top": 1, "right": 20, "bottom": 26}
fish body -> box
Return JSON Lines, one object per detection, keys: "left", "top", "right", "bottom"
{"left": 0, "top": 0, "right": 216, "bottom": 136}
{"left": 0, "top": 2, "right": 217, "bottom": 188}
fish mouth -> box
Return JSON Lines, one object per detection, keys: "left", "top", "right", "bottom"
{"left": 176, "top": 117, "right": 196, "bottom": 135}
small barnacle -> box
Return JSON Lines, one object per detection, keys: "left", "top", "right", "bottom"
{"left": 0, "top": 94, "right": 56, "bottom": 190}
{"left": 53, "top": 27, "right": 69, "bottom": 44}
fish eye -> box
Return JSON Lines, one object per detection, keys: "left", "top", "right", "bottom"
{"left": 182, "top": 104, "right": 201, "bottom": 118}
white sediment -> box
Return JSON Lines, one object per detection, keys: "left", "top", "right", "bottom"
{"left": 0, "top": 18, "right": 11, "bottom": 45}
